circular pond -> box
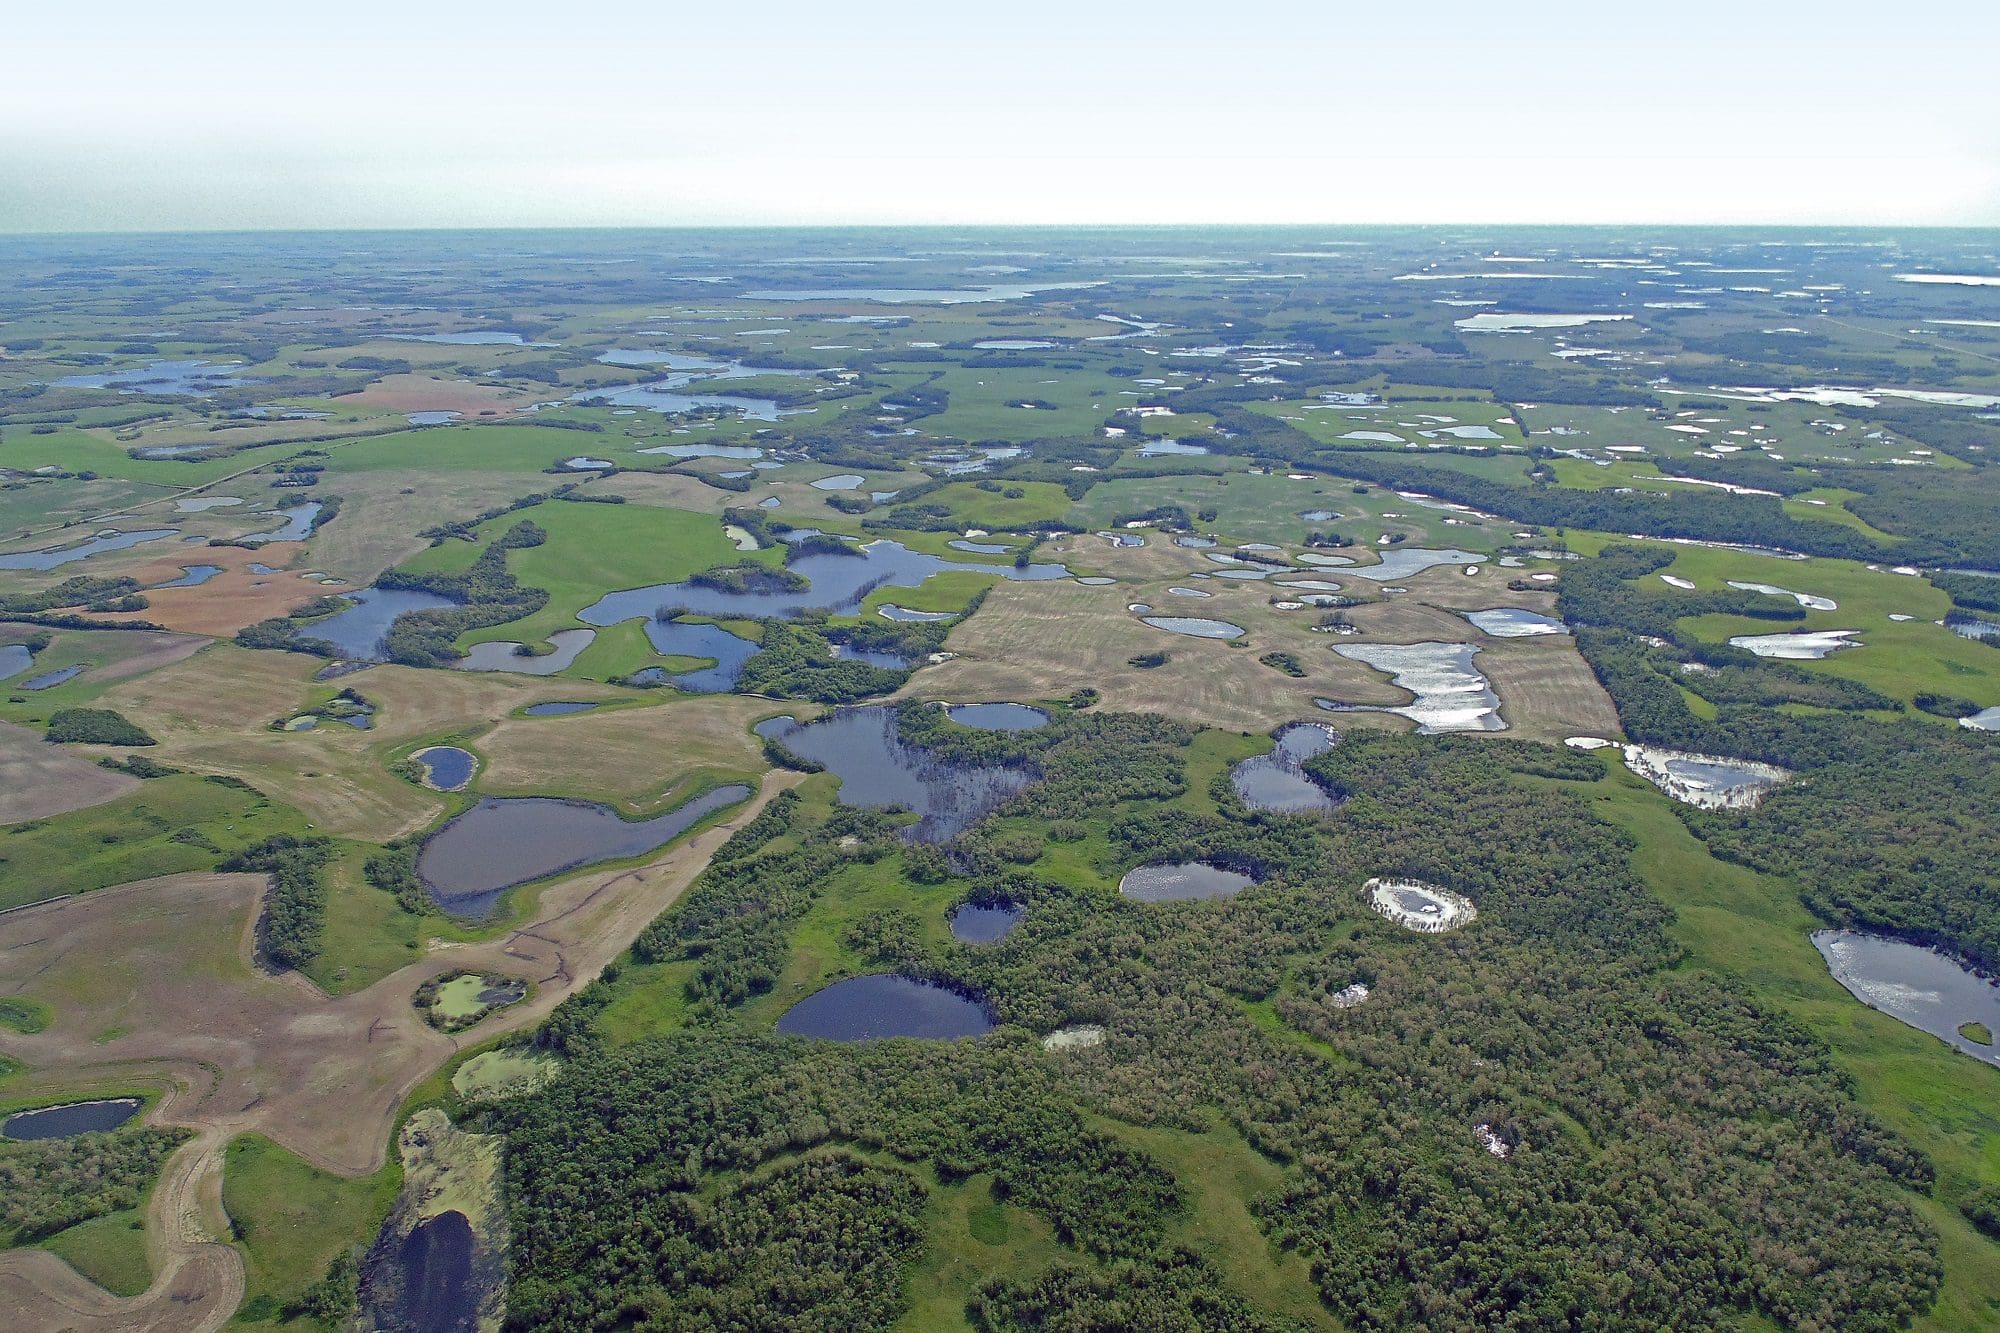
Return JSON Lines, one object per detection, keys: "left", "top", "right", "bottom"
{"left": 950, "top": 902, "right": 1024, "bottom": 943}
{"left": 413, "top": 745, "right": 477, "bottom": 792}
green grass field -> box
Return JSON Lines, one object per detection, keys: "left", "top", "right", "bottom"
{"left": 223, "top": 1134, "right": 401, "bottom": 1327}
{"left": 40, "top": 1208, "right": 153, "bottom": 1296}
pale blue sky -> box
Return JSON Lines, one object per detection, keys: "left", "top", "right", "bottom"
{"left": 4, "top": 0, "right": 1997, "bottom": 230}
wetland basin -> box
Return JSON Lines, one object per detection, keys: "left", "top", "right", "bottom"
{"left": 639, "top": 620, "right": 760, "bottom": 692}
{"left": 777, "top": 974, "right": 994, "bottom": 1041}
{"left": 0, "top": 644, "right": 32, "bottom": 681}
{"left": 1622, "top": 744, "right": 1788, "bottom": 810}
{"left": 579, "top": 539, "right": 1068, "bottom": 624}
{"left": 1328, "top": 642, "right": 1503, "bottom": 733}
{"left": 244, "top": 502, "right": 322, "bottom": 544}
{"left": 947, "top": 702, "right": 1048, "bottom": 731}
{"left": 1231, "top": 723, "right": 1338, "bottom": 813}
{"left": 20, "top": 664, "right": 85, "bottom": 690}
{"left": 1814, "top": 930, "right": 2000, "bottom": 1067}
{"left": 1141, "top": 616, "right": 1245, "bottom": 640}
{"left": 3, "top": 1097, "right": 143, "bottom": 1141}
{"left": 522, "top": 701, "right": 598, "bottom": 716}
{"left": 417, "top": 785, "right": 752, "bottom": 919}
{"left": 756, "top": 709, "right": 1030, "bottom": 842}
{"left": 1463, "top": 607, "right": 1566, "bottom": 637}
{"left": 1119, "top": 862, "right": 1257, "bottom": 902}
{"left": 454, "top": 628, "right": 594, "bottom": 676}
{"left": 150, "top": 564, "right": 222, "bottom": 588}
{"left": 949, "top": 902, "right": 1024, "bottom": 943}
{"left": 0, "top": 528, "right": 177, "bottom": 571}
{"left": 1727, "top": 629, "right": 1858, "bottom": 659}
{"left": 1366, "top": 878, "right": 1476, "bottom": 933}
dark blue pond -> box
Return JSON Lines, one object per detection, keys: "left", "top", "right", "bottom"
{"left": 776, "top": 974, "right": 994, "bottom": 1041}
{"left": 947, "top": 703, "right": 1048, "bottom": 731}
{"left": 21, "top": 664, "right": 85, "bottom": 690}
{"left": 641, "top": 620, "right": 761, "bottom": 692}
{"left": 523, "top": 701, "right": 598, "bottom": 716}
{"left": 3, "top": 1098, "right": 143, "bottom": 1141}
{"left": 578, "top": 539, "right": 1067, "bottom": 625}
{"left": 830, "top": 644, "right": 910, "bottom": 669}
{"left": 416, "top": 785, "right": 751, "bottom": 918}
{"left": 415, "top": 746, "right": 477, "bottom": 791}
{"left": 950, "top": 902, "right": 1024, "bottom": 944}
{"left": 302, "top": 587, "right": 462, "bottom": 659}
{"left": 0, "top": 529, "right": 177, "bottom": 571}
{"left": 756, "top": 708, "right": 1031, "bottom": 842}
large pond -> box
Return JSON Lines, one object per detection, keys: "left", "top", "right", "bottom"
{"left": 1328, "top": 642, "right": 1503, "bottom": 733}
{"left": 950, "top": 902, "right": 1024, "bottom": 943}
{"left": 454, "top": 628, "right": 594, "bottom": 675}
{"left": 756, "top": 709, "right": 1031, "bottom": 842}
{"left": 1622, "top": 744, "right": 1788, "bottom": 810}
{"left": 1347, "top": 548, "right": 1482, "bottom": 582}
{"left": 1120, "top": 861, "right": 1257, "bottom": 902}
{"left": 372, "top": 1208, "right": 477, "bottom": 1333}
{"left": 578, "top": 539, "right": 1067, "bottom": 624}
{"left": 302, "top": 587, "right": 462, "bottom": 659}
{"left": 777, "top": 974, "right": 995, "bottom": 1040}
{"left": 1231, "top": 723, "right": 1338, "bottom": 813}
{"left": 54, "top": 359, "right": 251, "bottom": 395}
{"left": 1462, "top": 607, "right": 1566, "bottom": 637}
{"left": 638, "top": 620, "right": 760, "bottom": 692}
{"left": 417, "top": 785, "right": 751, "bottom": 918}
{"left": 575, "top": 350, "right": 815, "bottom": 422}
{"left": 3, "top": 1097, "right": 143, "bottom": 1141}
{"left": 0, "top": 644, "right": 31, "bottom": 681}
{"left": 0, "top": 528, "right": 177, "bottom": 571}
{"left": 947, "top": 702, "right": 1048, "bottom": 731}
{"left": 1814, "top": 930, "right": 2000, "bottom": 1067}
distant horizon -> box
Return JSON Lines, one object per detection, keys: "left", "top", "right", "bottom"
{"left": 7, "top": 1, "right": 1996, "bottom": 234}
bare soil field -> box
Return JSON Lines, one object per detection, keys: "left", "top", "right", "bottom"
{"left": 334, "top": 374, "right": 529, "bottom": 418}
{"left": 1481, "top": 645, "right": 1622, "bottom": 742}
{"left": 0, "top": 718, "right": 138, "bottom": 825}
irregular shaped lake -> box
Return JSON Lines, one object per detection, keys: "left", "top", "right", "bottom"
{"left": 1728, "top": 629, "right": 1858, "bottom": 659}
{"left": 1231, "top": 723, "right": 1337, "bottom": 813}
{"left": 1329, "top": 642, "right": 1503, "bottom": 733}
{"left": 150, "top": 564, "right": 223, "bottom": 588}
{"left": 1814, "top": 930, "right": 2000, "bottom": 1067}
{"left": 20, "top": 665, "right": 85, "bottom": 690}
{"left": 0, "top": 529, "right": 177, "bottom": 571}
{"left": 778, "top": 974, "right": 994, "bottom": 1040}
{"left": 637, "top": 620, "right": 760, "bottom": 692}
{"left": 579, "top": 539, "right": 1068, "bottom": 623}
{"left": 0, "top": 644, "right": 31, "bottom": 681}
{"left": 756, "top": 709, "right": 1030, "bottom": 842}
{"left": 3, "top": 1097, "right": 142, "bottom": 1141}
{"left": 1348, "top": 548, "right": 1481, "bottom": 582}
{"left": 522, "top": 701, "right": 598, "bottom": 716}
{"left": 302, "top": 587, "right": 462, "bottom": 659}
{"left": 417, "top": 785, "right": 751, "bottom": 918}
{"left": 1462, "top": 607, "right": 1565, "bottom": 637}
{"left": 454, "top": 628, "right": 594, "bottom": 676}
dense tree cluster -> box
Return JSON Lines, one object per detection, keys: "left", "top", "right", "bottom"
{"left": 222, "top": 833, "right": 338, "bottom": 968}
{"left": 44, "top": 707, "right": 155, "bottom": 746}
{"left": 0, "top": 1128, "right": 190, "bottom": 1241}
{"left": 375, "top": 520, "right": 551, "bottom": 667}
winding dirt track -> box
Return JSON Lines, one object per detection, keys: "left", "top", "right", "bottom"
{"left": 0, "top": 773, "right": 797, "bottom": 1330}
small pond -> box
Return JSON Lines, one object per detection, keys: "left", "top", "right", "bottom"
{"left": 639, "top": 620, "right": 760, "bottom": 692}
{"left": 245, "top": 503, "right": 322, "bottom": 544}
{"left": 1120, "top": 862, "right": 1257, "bottom": 902}
{"left": 407, "top": 411, "right": 462, "bottom": 426}
{"left": 1231, "top": 723, "right": 1337, "bottom": 813}
{"left": 948, "top": 539, "right": 1011, "bottom": 554}
{"left": 949, "top": 902, "right": 1024, "bottom": 944}
{"left": 1462, "top": 607, "right": 1566, "bottom": 637}
{"left": 379, "top": 1208, "right": 477, "bottom": 1333}
{"left": 454, "top": 628, "right": 594, "bottom": 676}
{"left": 830, "top": 643, "right": 909, "bottom": 669}
{"left": 811, "top": 474, "right": 866, "bottom": 491}
{"left": 175, "top": 495, "right": 243, "bottom": 512}
{"left": 523, "top": 701, "right": 598, "bottom": 717}
{"left": 776, "top": 974, "right": 994, "bottom": 1041}
{"left": 1727, "top": 580, "right": 1838, "bottom": 611}
{"left": 0, "top": 644, "right": 32, "bottom": 681}
{"left": 1136, "top": 439, "right": 1210, "bottom": 457}
{"left": 947, "top": 702, "right": 1049, "bottom": 731}
{"left": 21, "top": 664, "right": 85, "bottom": 690}
{"left": 3, "top": 1097, "right": 143, "bottom": 1141}
{"left": 0, "top": 528, "right": 177, "bottom": 571}
{"left": 878, "top": 604, "right": 955, "bottom": 622}
{"left": 1141, "top": 616, "right": 1244, "bottom": 639}
{"left": 637, "top": 442, "right": 765, "bottom": 460}
{"left": 1814, "top": 930, "right": 2000, "bottom": 1067}
{"left": 417, "top": 786, "right": 751, "bottom": 919}
{"left": 54, "top": 359, "right": 251, "bottom": 395}
{"left": 1960, "top": 706, "right": 2000, "bottom": 732}
{"left": 756, "top": 709, "right": 1030, "bottom": 842}
{"left": 1728, "top": 629, "right": 1858, "bottom": 659}
{"left": 150, "top": 564, "right": 223, "bottom": 589}
{"left": 414, "top": 746, "right": 477, "bottom": 792}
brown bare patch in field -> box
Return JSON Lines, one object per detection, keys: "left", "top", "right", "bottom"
{"left": 0, "top": 718, "right": 138, "bottom": 825}
{"left": 595, "top": 470, "right": 736, "bottom": 513}
{"left": 81, "top": 544, "right": 330, "bottom": 637}
{"left": 306, "top": 468, "right": 549, "bottom": 583}
{"left": 0, "top": 775, "right": 796, "bottom": 1175}
{"left": 336, "top": 373, "right": 530, "bottom": 417}
{"left": 480, "top": 695, "right": 774, "bottom": 812}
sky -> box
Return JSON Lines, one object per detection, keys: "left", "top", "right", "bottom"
{"left": 5, "top": 0, "right": 1999, "bottom": 232}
